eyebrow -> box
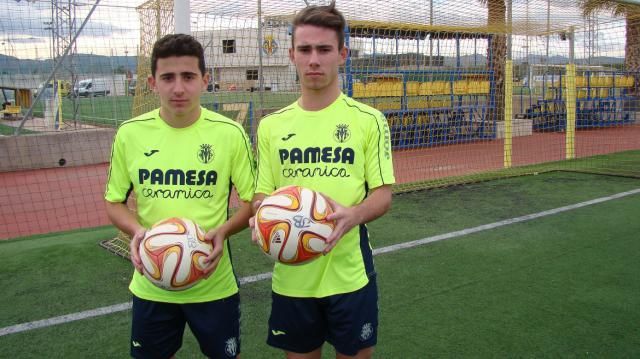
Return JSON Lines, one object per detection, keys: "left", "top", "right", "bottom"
{"left": 296, "top": 44, "right": 334, "bottom": 50}
{"left": 159, "top": 71, "right": 199, "bottom": 77}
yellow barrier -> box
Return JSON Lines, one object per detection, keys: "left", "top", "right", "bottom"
{"left": 419, "top": 81, "right": 449, "bottom": 96}
{"left": 373, "top": 97, "right": 402, "bottom": 111}
{"left": 616, "top": 76, "right": 634, "bottom": 88}
{"left": 453, "top": 80, "right": 468, "bottom": 95}
{"left": 407, "top": 98, "right": 429, "bottom": 109}
{"left": 467, "top": 81, "right": 490, "bottom": 94}
{"left": 589, "top": 76, "right": 614, "bottom": 87}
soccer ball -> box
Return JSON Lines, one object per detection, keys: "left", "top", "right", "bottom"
{"left": 139, "top": 217, "right": 212, "bottom": 290}
{"left": 255, "top": 185, "right": 335, "bottom": 264}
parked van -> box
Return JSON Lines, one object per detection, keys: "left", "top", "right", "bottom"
{"left": 76, "top": 78, "right": 110, "bottom": 97}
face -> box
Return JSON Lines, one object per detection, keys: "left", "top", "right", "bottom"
{"left": 148, "top": 56, "right": 208, "bottom": 123}
{"left": 289, "top": 25, "right": 348, "bottom": 93}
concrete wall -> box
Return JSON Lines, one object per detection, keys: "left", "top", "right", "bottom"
{"left": 0, "top": 128, "right": 115, "bottom": 172}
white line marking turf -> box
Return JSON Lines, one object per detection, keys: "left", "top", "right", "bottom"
{"left": 2, "top": 188, "right": 639, "bottom": 337}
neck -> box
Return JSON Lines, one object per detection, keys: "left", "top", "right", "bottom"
{"left": 159, "top": 106, "right": 201, "bottom": 128}
{"left": 298, "top": 84, "right": 341, "bottom": 111}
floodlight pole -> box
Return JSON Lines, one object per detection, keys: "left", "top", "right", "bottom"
{"left": 506, "top": 0, "right": 512, "bottom": 62}
{"left": 14, "top": 0, "right": 101, "bottom": 135}
{"left": 257, "top": 0, "right": 265, "bottom": 117}
{"left": 544, "top": 0, "right": 550, "bottom": 100}
{"left": 174, "top": 0, "right": 190, "bottom": 34}
{"left": 429, "top": 0, "right": 433, "bottom": 66}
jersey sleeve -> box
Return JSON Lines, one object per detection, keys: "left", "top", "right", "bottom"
{"left": 255, "top": 119, "right": 276, "bottom": 195}
{"left": 104, "top": 129, "right": 132, "bottom": 203}
{"left": 230, "top": 126, "right": 256, "bottom": 202}
{"left": 364, "top": 111, "right": 396, "bottom": 189}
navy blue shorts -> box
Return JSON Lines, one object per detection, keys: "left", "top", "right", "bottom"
{"left": 131, "top": 294, "right": 240, "bottom": 359}
{"left": 266, "top": 276, "right": 378, "bottom": 356}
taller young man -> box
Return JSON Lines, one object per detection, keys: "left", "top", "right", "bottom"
{"left": 252, "top": 2, "right": 395, "bottom": 358}
{"left": 105, "top": 34, "right": 255, "bottom": 359}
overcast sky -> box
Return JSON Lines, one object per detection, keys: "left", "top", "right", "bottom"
{"left": 0, "top": 0, "right": 628, "bottom": 60}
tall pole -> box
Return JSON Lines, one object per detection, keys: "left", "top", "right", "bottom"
{"left": 257, "top": 0, "right": 264, "bottom": 116}
{"left": 565, "top": 26, "right": 576, "bottom": 160}
{"left": 174, "top": 0, "right": 190, "bottom": 34}
{"left": 544, "top": 0, "right": 550, "bottom": 100}
{"left": 504, "top": 0, "right": 513, "bottom": 169}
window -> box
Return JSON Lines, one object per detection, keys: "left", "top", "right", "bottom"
{"left": 246, "top": 69, "right": 258, "bottom": 80}
{"left": 222, "top": 39, "right": 235, "bottom": 54}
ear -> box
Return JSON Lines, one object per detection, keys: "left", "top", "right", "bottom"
{"left": 147, "top": 75, "right": 156, "bottom": 92}
{"left": 202, "top": 72, "right": 211, "bottom": 90}
{"left": 288, "top": 47, "right": 295, "bottom": 63}
{"left": 339, "top": 46, "right": 348, "bottom": 65}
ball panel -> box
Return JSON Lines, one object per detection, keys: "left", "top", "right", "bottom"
{"left": 261, "top": 185, "right": 300, "bottom": 210}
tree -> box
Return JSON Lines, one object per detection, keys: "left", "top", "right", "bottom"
{"left": 479, "top": 0, "right": 507, "bottom": 123}
{"left": 581, "top": 0, "right": 640, "bottom": 96}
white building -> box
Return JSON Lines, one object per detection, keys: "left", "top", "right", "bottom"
{"left": 194, "top": 22, "right": 296, "bottom": 92}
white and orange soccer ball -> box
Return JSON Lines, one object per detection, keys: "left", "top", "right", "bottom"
{"left": 255, "top": 185, "right": 335, "bottom": 264}
{"left": 139, "top": 217, "right": 212, "bottom": 290}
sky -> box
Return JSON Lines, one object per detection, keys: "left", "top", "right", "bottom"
{"left": 0, "top": 0, "right": 629, "bottom": 61}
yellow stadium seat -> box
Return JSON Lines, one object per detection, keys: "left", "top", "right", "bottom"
{"left": 365, "top": 83, "right": 379, "bottom": 97}
{"left": 597, "top": 88, "right": 610, "bottom": 98}
{"left": 352, "top": 83, "right": 366, "bottom": 98}
{"left": 406, "top": 81, "right": 420, "bottom": 96}
{"left": 377, "top": 82, "right": 402, "bottom": 97}
{"left": 590, "top": 76, "right": 604, "bottom": 87}
{"left": 575, "top": 76, "right": 587, "bottom": 87}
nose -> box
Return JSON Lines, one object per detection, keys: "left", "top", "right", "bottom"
{"left": 308, "top": 49, "right": 320, "bottom": 66}
{"left": 173, "top": 78, "right": 185, "bottom": 94}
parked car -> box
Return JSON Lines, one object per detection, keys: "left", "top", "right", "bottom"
{"left": 75, "top": 78, "right": 110, "bottom": 97}
{"left": 207, "top": 81, "right": 220, "bottom": 92}
{"left": 128, "top": 79, "right": 137, "bottom": 96}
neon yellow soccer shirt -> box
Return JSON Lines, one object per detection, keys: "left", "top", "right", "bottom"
{"left": 105, "top": 107, "right": 255, "bottom": 303}
{"left": 256, "top": 93, "right": 395, "bottom": 298}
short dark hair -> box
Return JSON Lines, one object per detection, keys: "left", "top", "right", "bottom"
{"left": 291, "top": 1, "right": 346, "bottom": 49}
{"left": 150, "top": 34, "right": 206, "bottom": 77}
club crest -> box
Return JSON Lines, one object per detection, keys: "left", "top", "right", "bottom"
{"left": 334, "top": 123, "right": 351, "bottom": 143}
{"left": 197, "top": 144, "right": 214, "bottom": 164}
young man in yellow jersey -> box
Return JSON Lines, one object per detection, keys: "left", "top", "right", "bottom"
{"left": 105, "top": 34, "right": 255, "bottom": 358}
{"left": 251, "top": 2, "right": 395, "bottom": 358}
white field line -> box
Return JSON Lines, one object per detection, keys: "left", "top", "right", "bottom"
{"left": 2, "top": 188, "right": 639, "bottom": 337}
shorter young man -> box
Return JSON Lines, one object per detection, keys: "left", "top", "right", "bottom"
{"left": 105, "top": 34, "right": 255, "bottom": 358}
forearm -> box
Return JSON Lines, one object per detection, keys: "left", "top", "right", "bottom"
{"left": 219, "top": 200, "right": 253, "bottom": 237}
{"left": 104, "top": 200, "right": 144, "bottom": 236}
{"left": 251, "top": 193, "right": 267, "bottom": 214}
{"left": 351, "top": 185, "right": 392, "bottom": 225}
